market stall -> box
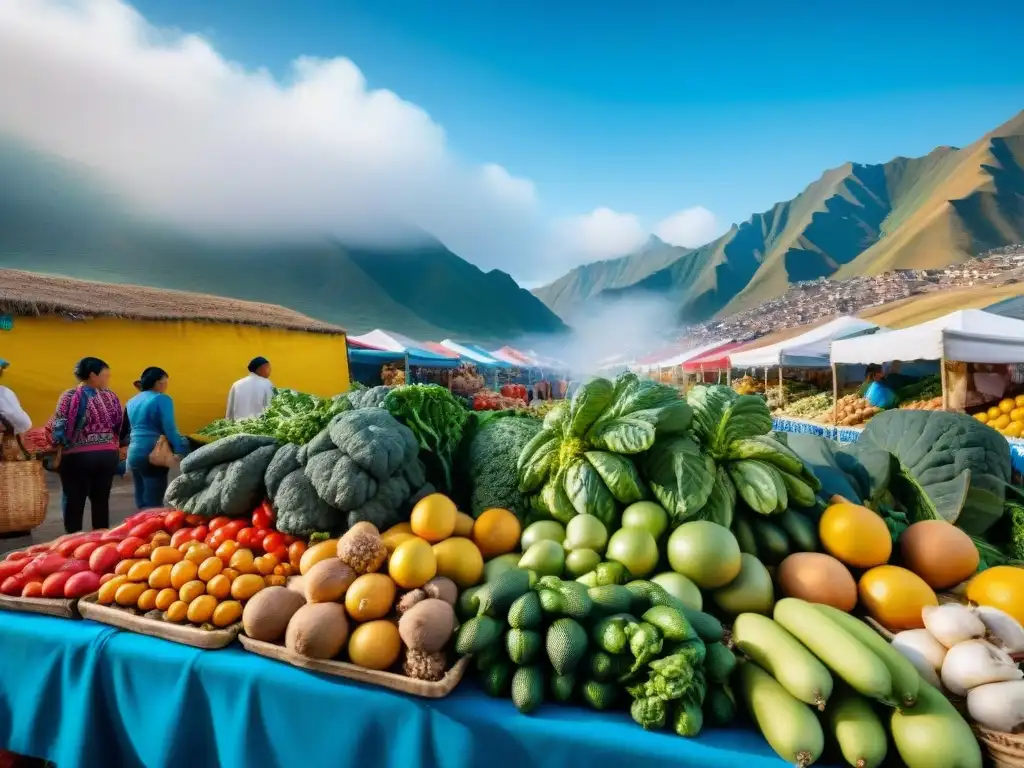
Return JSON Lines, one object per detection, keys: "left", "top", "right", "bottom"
{"left": 631, "top": 342, "right": 729, "bottom": 385}
{"left": 348, "top": 329, "right": 461, "bottom": 385}
{"left": 681, "top": 341, "right": 745, "bottom": 385}
{"left": 3, "top": 377, "right": 1022, "bottom": 768}
{"left": 831, "top": 309, "right": 1024, "bottom": 428}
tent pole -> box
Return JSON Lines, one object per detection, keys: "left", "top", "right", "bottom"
{"left": 405, "top": 355, "right": 411, "bottom": 385}
{"left": 940, "top": 356, "right": 949, "bottom": 411}
{"left": 831, "top": 362, "right": 839, "bottom": 428}
{"left": 779, "top": 366, "right": 785, "bottom": 406}
{"left": 727, "top": 367, "right": 731, "bottom": 385}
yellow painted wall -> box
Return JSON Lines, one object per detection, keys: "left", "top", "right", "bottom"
{"left": 2, "top": 316, "right": 350, "bottom": 434}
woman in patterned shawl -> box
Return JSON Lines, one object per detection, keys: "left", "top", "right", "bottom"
{"left": 46, "top": 357, "right": 129, "bottom": 533}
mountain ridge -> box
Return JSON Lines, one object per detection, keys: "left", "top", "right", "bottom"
{"left": 0, "top": 141, "right": 566, "bottom": 344}
{"left": 535, "top": 109, "right": 1024, "bottom": 324}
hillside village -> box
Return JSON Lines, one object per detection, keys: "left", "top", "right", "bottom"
{"left": 678, "top": 243, "right": 1024, "bottom": 348}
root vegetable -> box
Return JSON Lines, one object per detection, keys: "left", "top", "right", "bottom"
{"left": 966, "top": 680, "right": 1024, "bottom": 733}
{"left": 940, "top": 639, "right": 1023, "bottom": 697}
{"left": 891, "top": 629, "right": 946, "bottom": 688}
{"left": 922, "top": 604, "right": 986, "bottom": 648}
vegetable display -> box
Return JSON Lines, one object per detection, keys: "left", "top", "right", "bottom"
{"left": 381, "top": 384, "right": 468, "bottom": 493}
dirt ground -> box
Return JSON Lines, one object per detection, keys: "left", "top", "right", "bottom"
{"left": 0, "top": 473, "right": 137, "bottom": 556}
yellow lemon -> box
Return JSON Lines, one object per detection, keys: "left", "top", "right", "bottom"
{"left": 388, "top": 537, "right": 437, "bottom": 589}
{"left": 410, "top": 493, "right": 458, "bottom": 543}
{"left": 1000, "top": 398, "right": 1015, "bottom": 414}
{"left": 432, "top": 537, "right": 485, "bottom": 589}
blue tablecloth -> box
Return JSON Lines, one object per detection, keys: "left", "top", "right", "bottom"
{"left": 772, "top": 417, "right": 1024, "bottom": 475}
{"left": 0, "top": 612, "right": 796, "bottom": 768}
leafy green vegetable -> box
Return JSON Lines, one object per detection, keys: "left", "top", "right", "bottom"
{"left": 1010, "top": 502, "right": 1024, "bottom": 561}
{"left": 464, "top": 415, "right": 542, "bottom": 519}
{"left": 197, "top": 388, "right": 352, "bottom": 445}
{"left": 640, "top": 435, "right": 716, "bottom": 524}
{"left": 382, "top": 384, "right": 468, "bottom": 492}
{"left": 687, "top": 385, "right": 772, "bottom": 460}
{"left": 859, "top": 410, "right": 1011, "bottom": 535}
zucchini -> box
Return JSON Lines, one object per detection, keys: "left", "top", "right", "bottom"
{"left": 816, "top": 603, "right": 920, "bottom": 709}
{"left": 826, "top": 687, "right": 888, "bottom": 768}
{"left": 749, "top": 517, "right": 790, "bottom": 565}
{"left": 736, "top": 661, "right": 824, "bottom": 766}
{"left": 773, "top": 599, "right": 894, "bottom": 705}
{"left": 733, "top": 515, "right": 760, "bottom": 558}
{"left": 890, "top": 681, "right": 982, "bottom": 768}
{"left": 776, "top": 509, "right": 819, "bottom": 552}
{"left": 733, "top": 612, "right": 833, "bottom": 709}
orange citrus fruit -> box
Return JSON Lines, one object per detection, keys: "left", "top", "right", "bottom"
{"left": 472, "top": 508, "right": 522, "bottom": 559}
{"left": 410, "top": 494, "right": 458, "bottom": 543}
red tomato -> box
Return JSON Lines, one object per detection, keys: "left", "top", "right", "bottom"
{"left": 0, "top": 560, "right": 26, "bottom": 581}
{"left": 88, "top": 544, "right": 121, "bottom": 574}
{"left": 207, "top": 529, "right": 227, "bottom": 549}
{"left": 72, "top": 541, "right": 101, "bottom": 561}
{"left": 281, "top": 534, "right": 296, "bottom": 546}
{"left": 288, "top": 541, "right": 307, "bottom": 568}
{"left": 252, "top": 507, "right": 273, "bottom": 531}
{"left": 208, "top": 517, "right": 230, "bottom": 532}
{"left": 23, "top": 553, "right": 67, "bottom": 579}
{"left": 262, "top": 533, "right": 284, "bottom": 554}
{"left": 221, "top": 520, "right": 247, "bottom": 540}
{"left": 41, "top": 571, "right": 73, "bottom": 598}
{"left": 55, "top": 538, "right": 86, "bottom": 558}
{"left": 169, "top": 529, "right": 193, "bottom": 549}
{"left": 270, "top": 547, "right": 288, "bottom": 563}
{"left": 1, "top": 575, "right": 27, "bottom": 596}
{"left": 184, "top": 514, "right": 205, "bottom": 527}
{"left": 4, "top": 551, "right": 33, "bottom": 562}
{"left": 128, "top": 518, "right": 165, "bottom": 540}
{"left": 163, "top": 510, "right": 185, "bottom": 533}
{"left": 251, "top": 529, "right": 269, "bottom": 551}
{"left": 57, "top": 559, "right": 90, "bottom": 574}
{"left": 63, "top": 571, "right": 102, "bottom": 599}
{"left": 116, "top": 537, "right": 145, "bottom": 559}
{"left": 191, "top": 525, "right": 209, "bottom": 543}
{"left": 21, "top": 581, "right": 43, "bottom": 598}
{"left": 236, "top": 527, "right": 256, "bottom": 548}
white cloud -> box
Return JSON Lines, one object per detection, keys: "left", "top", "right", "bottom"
{"left": 654, "top": 206, "right": 720, "bottom": 248}
{"left": 556, "top": 208, "right": 648, "bottom": 262}
{"left": 0, "top": 0, "right": 719, "bottom": 284}
{"left": 0, "top": 0, "right": 545, "bottom": 270}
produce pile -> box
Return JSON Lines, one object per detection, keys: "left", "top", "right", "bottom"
{"left": 765, "top": 380, "right": 820, "bottom": 410}
{"left": 471, "top": 390, "right": 526, "bottom": 411}
{"left": 817, "top": 393, "right": 882, "bottom": 426}
{"left": 776, "top": 392, "right": 833, "bottom": 420}
{"left": 449, "top": 364, "right": 485, "bottom": 397}
{"left": 240, "top": 495, "right": 520, "bottom": 680}
{"left": 731, "top": 375, "right": 763, "bottom": 396}
{"left": 974, "top": 395, "right": 1024, "bottom": 438}
{"left": 898, "top": 396, "right": 943, "bottom": 411}
{"left": 0, "top": 509, "right": 215, "bottom": 600}
{"left": 381, "top": 364, "right": 405, "bottom": 386}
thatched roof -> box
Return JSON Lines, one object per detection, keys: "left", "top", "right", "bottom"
{"left": 0, "top": 269, "right": 345, "bottom": 335}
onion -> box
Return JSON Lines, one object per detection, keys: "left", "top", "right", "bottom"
{"left": 966, "top": 680, "right": 1024, "bottom": 733}
{"left": 922, "top": 603, "right": 986, "bottom": 648}
{"left": 940, "top": 639, "right": 1023, "bottom": 697}
{"left": 974, "top": 605, "right": 1024, "bottom": 654}
{"left": 892, "top": 629, "right": 947, "bottom": 687}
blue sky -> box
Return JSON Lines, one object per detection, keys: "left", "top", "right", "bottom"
{"left": 130, "top": 0, "right": 1024, "bottom": 235}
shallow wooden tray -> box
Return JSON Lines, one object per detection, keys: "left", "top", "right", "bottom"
{"left": 239, "top": 635, "right": 470, "bottom": 698}
{"left": 0, "top": 593, "right": 80, "bottom": 619}
{"left": 78, "top": 593, "right": 241, "bottom": 649}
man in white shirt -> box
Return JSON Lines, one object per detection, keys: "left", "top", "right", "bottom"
{"left": 226, "top": 357, "right": 275, "bottom": 420}
{"left": 0, "top": 359, "right": 31, "bottom": 434}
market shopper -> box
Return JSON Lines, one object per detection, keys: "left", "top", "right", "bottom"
{"left": 226, "top": 356, "right": 274, "bottom": 420}
{"left": 0, "top": 358, "right": 31, "bottom": 435}
{"left": 126, "top": 367, "right": 190, "bottom": 510}
{"left": 863, "top": 364, "right": 897, "bottom": 409}
{"left": 46, "top": 357, "right": 128, "bottom": 533}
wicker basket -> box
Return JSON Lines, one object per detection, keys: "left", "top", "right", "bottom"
{"left": 0, "top": 435, "right": 48, "bottom": 534}
{"left": 974, "top": 726, "right": 1024, "bottom": 768}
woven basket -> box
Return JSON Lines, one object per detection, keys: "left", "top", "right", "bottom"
{"left": 974, "top": 726, "right": 1024, "bottom": 768}
{"left": 0, "top": 433, "right": 48, "bottom": 534}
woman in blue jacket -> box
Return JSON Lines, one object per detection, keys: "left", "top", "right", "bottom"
{"left": 126, "top": 367, "right": 190, "bottom": 510}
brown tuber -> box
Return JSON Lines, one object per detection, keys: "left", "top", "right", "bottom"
{"left": 396, "top": 589, "right": 428, "bottom": 615}
{"left": 403, "top": 649, "right": 447, "bottom": 682}
{"left": 337, "top": 523, "right": 387, "bottom": 575}
{"left": 398, "top": 598, "right": 456, "bottom": 652}
{"left": 422, "top": 577, "right": 458, "bottom": 607}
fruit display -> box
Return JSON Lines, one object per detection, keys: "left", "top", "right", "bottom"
{"left": 765, "top": 380, "right": 820, "bottom": 410}
{"left": 240, "top": 493, "right": 499, "bottom": 679}
{"left": 974, "top": 394, "right": 1024, "bottom": 438}
{"left": 733, "top": 599, "right": 983, "bottom": 768}
{"left": 818, "top": 394, "right": 882, "bottom": 426}
{"left": 776, "top": 392, "right": 833, "bottom": 420}
{"left": 92, "top": 503, "right": 306, "bottom": 628}
{"left": 731, "top": 375, "right": 763, "bottom": 396}
{"left": 0, "top": 508, "right": 202, "bottom": 600}
{"left": 4, "top": 374, "right": 1024, "bottom": 766}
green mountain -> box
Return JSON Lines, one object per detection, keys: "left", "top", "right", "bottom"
{"left": 532, "top": 236, "right": 690, "bottom": 320}
{"left": 535, "top": 109, "right": 1024, "bottom": 324}
{"left": 0, "top": 142, "right": 566, "bottom": 343}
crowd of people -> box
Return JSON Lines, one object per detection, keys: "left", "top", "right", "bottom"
{"left": 0, "top": 356, "right": 276, "bottom": 535}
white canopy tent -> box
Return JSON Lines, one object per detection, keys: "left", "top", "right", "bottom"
{"left": 830, "top": 309, "right": 1024, "bottom": 365}
{"left": 630, "top": 341, "right": 731, "bottom": 374}
{"left": 731, "top": 315, "right": 884, "bottom": 369}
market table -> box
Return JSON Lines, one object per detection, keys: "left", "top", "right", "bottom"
{"left": 0, "top": 612, "right": 801, "bottom": 768}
